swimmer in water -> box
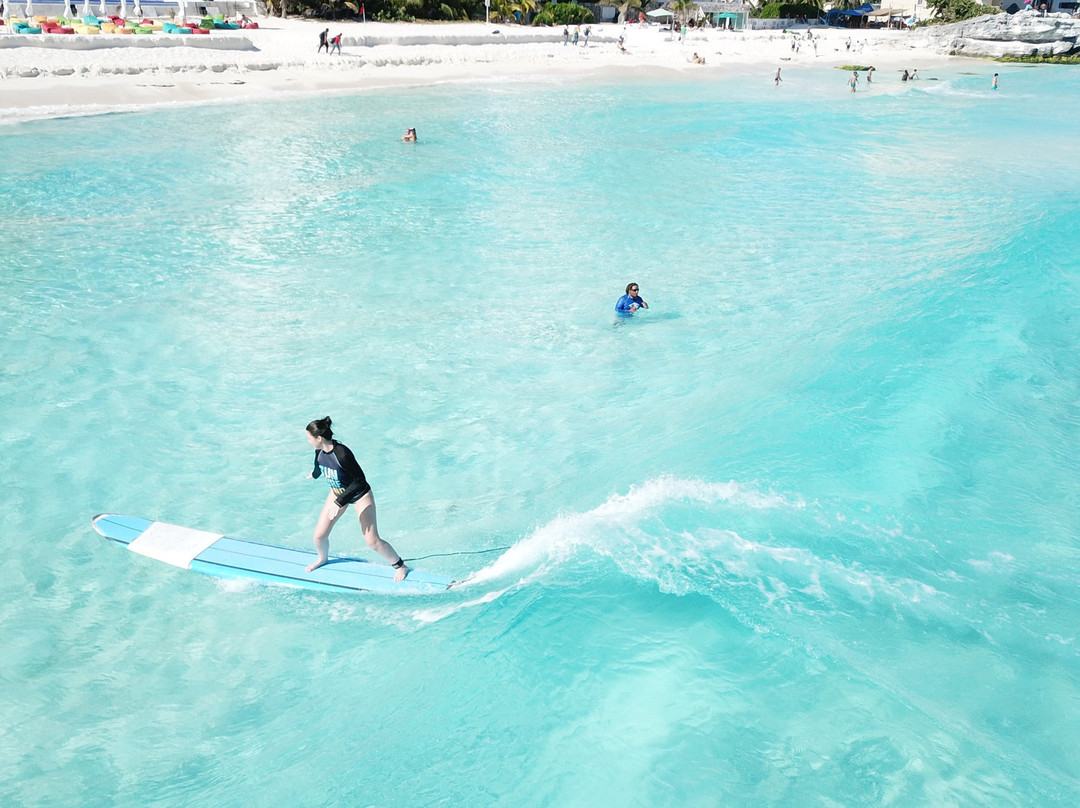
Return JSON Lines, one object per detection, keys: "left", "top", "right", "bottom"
{"left": 615, "top": 282, "right": 648, "bottom": 315}
{"left": 402, "top": 127, "right": 417, "bottom": 142}
{"left": 304, "top": 417, "right": 409, "bottom": 581}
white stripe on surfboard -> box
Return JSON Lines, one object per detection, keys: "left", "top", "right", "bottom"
{"left": 128, "top": 521, "right": 223, "bottom": 569}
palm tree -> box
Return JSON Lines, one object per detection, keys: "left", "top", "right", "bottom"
{"left": 670, "top": 0, "right": 697, "bottom": 26}
{"left": 612, "top": 0, "right": 644, "bottom": 22}
{"left": 489, "top": 0, "right": 533, "bottom": 22}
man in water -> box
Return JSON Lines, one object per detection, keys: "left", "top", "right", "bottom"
{"left": 616, "top": 283, "right": 648, "bottom": 315}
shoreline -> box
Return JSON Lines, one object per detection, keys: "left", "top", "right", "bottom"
{"left": 0, "top": 20, "right": 967, "bottom": 124}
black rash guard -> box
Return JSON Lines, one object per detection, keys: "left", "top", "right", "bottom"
{"left": 312, "top": 441, "right": 371, "bottom": 507}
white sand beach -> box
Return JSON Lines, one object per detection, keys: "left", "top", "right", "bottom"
{"left": 0, "top": 18, "right": 958, "bottom": 123}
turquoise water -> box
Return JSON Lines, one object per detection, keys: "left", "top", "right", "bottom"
{"left": 2, "top": 63, "right": 1079, "bottom": 806}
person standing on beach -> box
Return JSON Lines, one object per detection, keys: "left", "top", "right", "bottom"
{"left": 330, "top": 33, "right": 342, "bottom": 55}
{"left": 572, "top": 25, "right": 580, "bottom": 45}
{"left": 583, "top": 25, "right": 591, "bottom": 46}
{"left": 775, "top": 67, "right": 782, "bottom": 86}
{"left": 616, "top": 283, "right": 648, "bottom": 315}
{"left": 849, "top": 71, "right": 859, "bottom": 93}
{"left": 303, "top": 417, "right": 410, "bottom": 581}
{"left": 992, "top": 73, "right": 999, "bottom": 89}
{"left": 318, "top": 28, "right": 329, "bottom": 53}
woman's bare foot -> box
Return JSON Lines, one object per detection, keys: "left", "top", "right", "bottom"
{"left": 394, "top": 563, "right": 409, "bottom": 582}
{"left": 306, "top": 557, "right": 328, "bottom": 573}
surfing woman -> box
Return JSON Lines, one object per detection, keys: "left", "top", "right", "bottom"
{"left": 304, "top": 417, "right": 409, "bottom": 581}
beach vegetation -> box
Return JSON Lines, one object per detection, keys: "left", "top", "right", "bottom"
{"left": 373, "top": 0, "right": 417, "bottom": 20}
{"left": 531, "top": 1, "right": 594, "bottom": 24}
{"left": 489, "top": 0, "right": 539, "bottom": 23}
{"left": 365, "top": 0, "right": 483, "bottom": 20}
{"left": 670, "top": 0, "right": 698, "bottom": 24}
{"left": 608, "top": 0, "right": 644, "bottom": 23}
{"left": 754, "top": 2, "right": 822, "bottom": 19}
{"left": 922, "top": 1, "right": 1001, "bottom": 23}
{"left": 996, "top": 53, "right": 1080, "bottom": 63}
{"left": 836, "top": 64, "right": 873, "bottom": 70}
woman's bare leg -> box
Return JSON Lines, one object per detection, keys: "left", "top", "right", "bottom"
{"left": 354, "top": 492, "right": 409, "bottom": 581}
{"left": 307, "top": 490, "right": 347, "bottom": 572}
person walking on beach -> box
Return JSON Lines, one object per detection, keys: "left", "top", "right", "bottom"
{"left": 303, "top": 417, "right": 410, "bottom": 581}
{"left": 318, "top": 28, "right": 329, "bottom": 53}
{"left": 583, "top": 25, "right": 591, "bottom": 46}
{"left": 563, "top": 25, "right": 569, "bottom": 45}
{"left": 775, "top": 67, "right": 782, "bottom": 86}
{"left": 849, "top": 70, "right": 859, "bottom": 93}
{"left": 572, "top": 25, "right": 580, "bottom": 45}
{"left": 992, "top": 72, "right": 999, "bottom": 89}
{"left": 616, "top": 283, "right": 648, "bottom": 315}
{"left": 330, "top": 32, "right": 342, "bottom": 55}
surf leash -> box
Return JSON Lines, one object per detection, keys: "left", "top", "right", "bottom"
{"left": 404, "top": 545, "right": 512, "bottom": 563}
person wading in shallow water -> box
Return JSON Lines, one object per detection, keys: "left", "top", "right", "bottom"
{"left": 615, "top": 282, "right": 648, "bottom": 315}
{"left": 303, "top": 417, "right": 409, "bottom": 581}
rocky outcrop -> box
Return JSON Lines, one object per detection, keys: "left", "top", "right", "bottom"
{"left": 912, "top": 10, "right": 1080, "bottom": 58}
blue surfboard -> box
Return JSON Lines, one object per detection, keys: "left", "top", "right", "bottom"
{"left": 92, "top": 514, "right": 454, "bottom": 595}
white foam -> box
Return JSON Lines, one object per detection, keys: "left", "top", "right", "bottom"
{"left": 409, "top": 585, "right": 514, "bottom": 625}
{"left": 464, "top": 476, "right": 801, "bottom": 586}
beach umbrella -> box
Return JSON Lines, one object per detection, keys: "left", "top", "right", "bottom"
{"left": 645, "top": 7, "right": 672, "bottom": 16}
{"left": 119, "top": 0, "right": 126, "bottom": 18}
{"left": 81, "top": 0, "right": 90, "bottom": 17}
{"left": 98, "top": 0, "right": 105, "bottom": 15}
{"left": 24, "top": 0, "right": 33, "bottom": 18}
{"left": 176, "top": 0, "right": 185, "bottom": 21}
{"left": 133, "top": 0, "right": 141, "bottom": 17}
